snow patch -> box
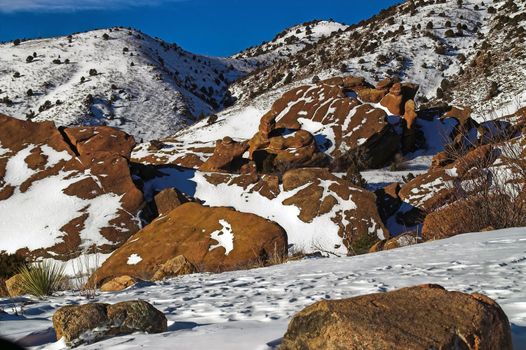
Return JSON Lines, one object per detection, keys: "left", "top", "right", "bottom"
{"left": 127, "top": 254, "right": 142, "bottom": 265}
{"left": 209, "top": 219, "right": 234, "bottom": 255}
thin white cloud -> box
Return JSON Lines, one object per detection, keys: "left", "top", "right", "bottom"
{"left": 0, "top": 0, "right": 187, "bottom": 13}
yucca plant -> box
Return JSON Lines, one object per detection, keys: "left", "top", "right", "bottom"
{"left": 17, "top": 260, "right": 66, "bottom": 298}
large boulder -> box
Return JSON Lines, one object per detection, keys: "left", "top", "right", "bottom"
{"left": 398, "top": 168, "right": 454, "bottom": 211}
{"left": 281, "top": 284, "right": 512, "bottom": 350}
{"left": 62, "top": 126, "right": 136, "bottom": 159}
{"left": 92, "top": 202, "right": 288, "bottom": 284}
{"left": 0, "top": 114, "right": 143, "bottom": 260}
{"left": 248, "top": 128, "right": 321, "bottom": 173}
{"left": 52, "top": 300, "right": 166, "bottom": 346}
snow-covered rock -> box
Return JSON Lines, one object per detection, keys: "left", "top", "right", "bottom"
{"left": 0, "top": 115, "right": 143, "bottom": 259}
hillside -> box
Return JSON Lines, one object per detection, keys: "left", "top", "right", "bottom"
{"left": 2, "top": 1, "right": 524, "bottom": 143}
{"left": 0, "top": 22, "right": 347, "bottom": 142}
{"left": 230, "top": 0, "right": 526, "bottom": 121}
{"left": 233, "top": 20, "right": 348, "bottom": 65}
{"left": 0, "top": 28, "right": 252, "bottom": 141}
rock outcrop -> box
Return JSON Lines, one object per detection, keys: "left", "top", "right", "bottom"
{"left": 92, "top": 202, "right": 288, "bottom": 284}
{"left": 158, "top": 167, "right": 389, "bottom": 255}
{"left": 52, "top": 300, "right": 167, "bottom": 346}
{"left": 281, "top": 284, "right": 512, "bottom": 350}
{"left": 262, "top": 78, "right": 402, "bottom": 168}
{"left": 199, "top": 137, "right": 248, "bottom": 172}
{"left": 0, "top": 114, "right": 143, "bottom": 260}
{"left": 247, "top": 111, "right": 322, "bottom": 172}
{"left": 281, "top": 168, "right": 388, "bottom": 253}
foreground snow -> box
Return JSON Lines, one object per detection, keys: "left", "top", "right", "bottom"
{"left": 1, "top": 228, "right": 525, "bottom": 349}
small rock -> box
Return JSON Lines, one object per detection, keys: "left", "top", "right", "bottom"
{"left": 152, "top": 255, "right": 197, "bottom": 281}
{"left": 100, "top": 275, "right": 136, "bottom": 292}
{"left": 154, "top": 188, "right": 187, "bottom": 216}
{"left": 6, "top": 273, "right": 25, "bottom": 297}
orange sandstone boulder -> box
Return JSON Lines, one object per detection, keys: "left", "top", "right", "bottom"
{"left": 92, "top": 202, "right": 287, "bottom": 284}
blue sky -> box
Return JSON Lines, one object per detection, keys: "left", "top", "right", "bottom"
{"left": 0, "top": 0, "right": 402, "bottom": 56}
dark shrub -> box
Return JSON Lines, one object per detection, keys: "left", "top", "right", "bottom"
{"left": 26, "top": 110, "right": 36, "bottom": 120}
{"left": 207, "top": 114, "right": 218, "bottom": 125}
{"left": 0, "top": 96, "right": 13, "bottom": 106}
{"left": 26, "top": 55, "right": 33, "bottom": 63}
{"left": 38, "top": 100, "right": 53, "bottom": 112}
{"left": 0, "top": 251, "right": 28, "bottom": 279}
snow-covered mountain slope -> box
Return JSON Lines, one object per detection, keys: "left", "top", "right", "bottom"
{"left": 0, "top": 28, "right": 253, "bottom": 141}
{"left": 451, "top": 0, "right": 526, "bottom": 119}
{"left": 1, "top": 228, "right": 525, "bottom": 349}
{"left": 2, "top": 1, "right": 524, "bottom": 144}
{"left": 230, "top": 0, "right": 526, "bottom": 120}
{"left": 233, "top": 20, "right": 348, "bottom": 65}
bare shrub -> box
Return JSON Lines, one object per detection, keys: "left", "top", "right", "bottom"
{"left": 70, "top": 253, "right": 100, "bottom": 299}
{"left": 436, "top": 112, "right": 526, "bottom": 234}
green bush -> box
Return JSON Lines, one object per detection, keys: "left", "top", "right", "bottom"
{"left": 17, "top": 260, "right": 66, "bottom": 298}
{"left": 0, "top": 251, "right": 28, "bottom": 279}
